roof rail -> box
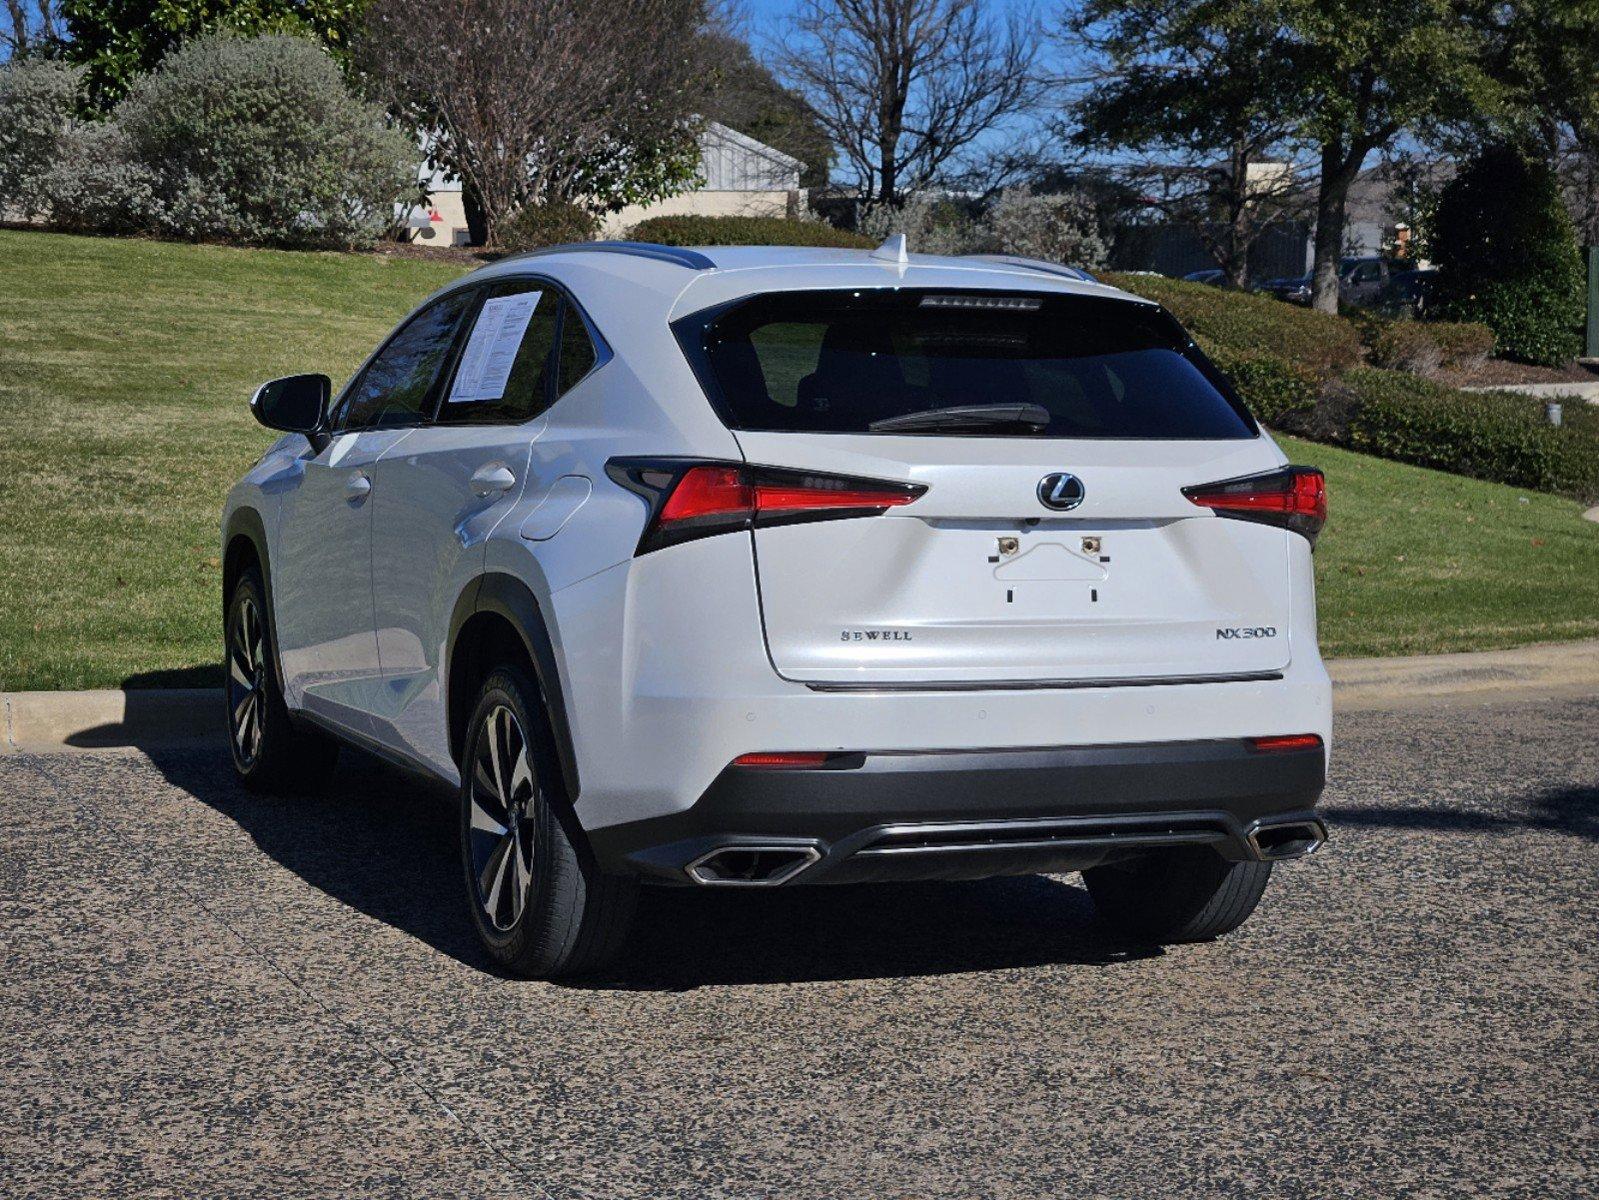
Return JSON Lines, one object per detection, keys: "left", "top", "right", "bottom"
{"left": 496, "top": 240, "right": 716, "bottom": 271}
{"left": 966, "top": 254, "right": 1099, "bottom": 284}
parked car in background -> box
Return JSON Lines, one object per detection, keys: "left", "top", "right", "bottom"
{"left": 1255, "top": 257, "right": 1406, "bottom": 307}
{"left": 1255, "top": 273, "right": 1313, "bottom": 305}
{"left": 222, "top": 240, "right": 1331, "bottom": 978}
{"left": 1383, "top": 267, "right": 1440, "bottom": 318}
{"left": 1182, "top": 268, "right": 1227, "bottom": 287}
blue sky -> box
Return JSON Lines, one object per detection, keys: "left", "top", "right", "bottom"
{"left": 731, "top": 0, "right": 1072, "bottom": 183}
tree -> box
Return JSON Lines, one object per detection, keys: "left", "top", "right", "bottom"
{"left": 1467, "top": 0, "right": 1599, "bottom": 244}
{"left": 1433, "top": 144, "right": 1585, "bottom": 365}
{"left": 771, "top": 0, "right": 1042, "bottom": 209}
{"left": 59, "top": 0, "right": 367, "bottom": 106}
{"left": 1280, "top": 0, "right": 1499, "bottom": 311}
{"left": 357, "top": 0, "right": 707, "bottom": 248}
{"left": 1066, "top": 0, "right": 1311, "bottom": 288}
{"left": 696, "top": 27, "right": 832, "bottom": 187}
{"left": 3, "top": 0, "right": 60, "bottom": 59}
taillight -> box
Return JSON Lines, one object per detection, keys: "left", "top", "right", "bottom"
{"left": 607, "top": 459, "right": 925, "bottom": 554}
{"left": 1183, "top": 466, "right": 1326, "bottom": 543}
{"left": 1248, "top": 733, "right": 1324, "bottom": 753}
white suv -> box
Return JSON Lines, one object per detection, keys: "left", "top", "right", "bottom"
{"left": 222, "top": 240, "right": 1330, "bottom": 978}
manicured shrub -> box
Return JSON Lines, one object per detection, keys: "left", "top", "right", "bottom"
{"left": 114, "top": 34, "right": 415, "bottom": 249}
{"left": 985, "top": 185, "right": 1108, "bottom": 271}
{"left": 1433, "top": 145, "right": 1586, "bottom": 366}
{"left": 1369, "top": 319, "right": 1494, "bottom": 376}
{"left": 1342, "top": 368, "right": 1599, "bottom": 499}
{"left": 629, "top": 213, "right": 873, "bottom": 248}
{"left": 38, "top": 122, "right": 155, "bottom": 234}
{"left": 1105, "top": 272, "right": 1363, "bottom": 381}
{"left": 1199, "top": 343, "right": 1319, "bottom": 428}
{"left": 499, "top": 202, "right": 600, "bottom": 251}
{"left": 858, "top": 194, "right": 980, "bottom": 255}
{"left": 0, "top": 60, "right": 83, "bottom": 220}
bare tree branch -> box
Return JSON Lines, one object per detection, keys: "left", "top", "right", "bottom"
{"left": 357, "top": 0, "right": 706, "bottom": 246}
{"left": 770, "top": 0, "right": 1044, "bottom": 208}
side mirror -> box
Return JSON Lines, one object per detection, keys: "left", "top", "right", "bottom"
{"left": 250, "top": 374, "right": 330, "bottom": 435}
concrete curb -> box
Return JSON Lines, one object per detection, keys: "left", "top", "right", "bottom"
{"left": 1462, "top": 380, "right": 1599, "bottom": 403}
{"left": 1328, "top": 639, "right": 1599, "bottom": 712}
{"left": 4, "top": 640, "right": 1595, "bottom": 753}
{"left": 2, "top": 688, "right": 223, "bottom": 754}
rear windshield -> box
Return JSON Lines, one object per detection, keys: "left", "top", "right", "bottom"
{"left": 674, "top": 288, "right": 1257, "bottom": 439}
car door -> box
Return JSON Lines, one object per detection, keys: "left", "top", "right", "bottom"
{"left": 272, "top": 289, "right": 475, "bottom": 733}
{"left": 366, "top": 278, "right": 583, "bottom": 775}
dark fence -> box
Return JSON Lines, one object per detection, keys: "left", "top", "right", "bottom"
{"left": 1109, "top": 221, "right": 1311, "bottom": 281}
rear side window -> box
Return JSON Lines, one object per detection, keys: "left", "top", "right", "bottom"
{"left": 437, "top": 282, "right": 559, "bottom": 425}
{"left": 676, "top": 289, "right": 1257, "bottom": 439}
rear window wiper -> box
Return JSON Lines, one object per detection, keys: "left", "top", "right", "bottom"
{"left": 867, "top": 403, "right": 1052, "bottom": 434}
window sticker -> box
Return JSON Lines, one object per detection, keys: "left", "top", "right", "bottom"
{"left": 448, "top": 291, "right": 543, "bottom": 402}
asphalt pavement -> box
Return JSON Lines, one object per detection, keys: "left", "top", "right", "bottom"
{"left": 2, "top": 692, "right": 1596, "bottom": 1198}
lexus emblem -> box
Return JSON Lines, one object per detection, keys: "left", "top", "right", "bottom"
{"left": 1037, "top": 472, "right": 1085, "bottom": 511}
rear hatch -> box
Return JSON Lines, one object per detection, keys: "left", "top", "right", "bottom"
{"left": 674, "top": 286, "right": 1304, "bottom": 688}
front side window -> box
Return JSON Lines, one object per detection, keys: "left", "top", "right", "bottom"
{"left": 676, "top": 289, "right": 1257, "bottom": 440}
{"left": 333, "top": 291, "right": 475, "bottom": 431}
{"left": 437, "top": 282, "right": 559, "bottom": 425}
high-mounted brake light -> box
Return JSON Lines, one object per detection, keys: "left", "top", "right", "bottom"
{"left": 1183, "top": 466, "right": 1326, "bottom": 543}
{"left": 606, "top": 459, "right": 926, "bottom": 554}
{"left": 1248, "top": 733, "right": 1324, "bottom": 753}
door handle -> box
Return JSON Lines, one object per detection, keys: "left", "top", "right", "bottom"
{"left": 345, "top": 471, "right": 372, "bottom": 502}
{"left": 470, "top": 464, "right": 517, "bottom": 497}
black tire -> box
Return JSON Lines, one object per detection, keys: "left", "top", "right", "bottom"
{"left": 459, "top": 665, "right": 636, "bottom": 979}
{"left": 225, "top": 565, "right": 339, "bottom": 791}
{"left": 1084, "top": 847, "right": 1273, "bottom": 944}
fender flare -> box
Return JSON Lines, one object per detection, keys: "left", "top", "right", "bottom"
{"left": 221, "top": 506, "right": 289, "bottom": 692}
{"left": 447, "top": 573, "right": 582, "bottom": 802}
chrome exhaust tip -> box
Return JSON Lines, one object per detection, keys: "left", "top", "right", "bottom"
{"left": 1244, "top": 817, "right": 1328, "bottom": 862}
{"left": 685, "top": 844, "right": 822, "bottom": 887}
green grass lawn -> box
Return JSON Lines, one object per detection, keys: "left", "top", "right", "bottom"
{"left": 0, "top": 228, "right": 1595, "bottom": 690}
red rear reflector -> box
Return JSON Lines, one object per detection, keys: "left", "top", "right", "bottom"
{"left": 1183, "top": 466, "right": 1326, "bottom": 542}
{"left": 732, "top": 752, "right": 832, "bottom": 768}
{"left": 1248, "top": 734, "right": 1323, "bottom": 753}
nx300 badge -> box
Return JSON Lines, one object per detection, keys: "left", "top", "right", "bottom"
{"left": 1037, "top": 472, "right": 1085, "bottom": 511}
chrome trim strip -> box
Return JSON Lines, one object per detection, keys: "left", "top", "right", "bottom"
{"left": 801, "top": 670, "right": 1285, "bottom": 694}
{"left": 684, "top": 844, "right": 823, "bottom": 887}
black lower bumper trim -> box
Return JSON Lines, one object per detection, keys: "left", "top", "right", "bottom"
{"left": 588, "top": 738, "right": 1326, "bottom": 885}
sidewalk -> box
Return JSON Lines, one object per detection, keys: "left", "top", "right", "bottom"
{"left": 4, "top": 642, "right": 1596, "bottom": 753}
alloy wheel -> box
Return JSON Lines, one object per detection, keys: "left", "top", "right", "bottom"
{"left": 468, "top": 705, "right": 538, "bottom": 931}
{"left": 227, "top": 595, "right": 266, "bottom": 767}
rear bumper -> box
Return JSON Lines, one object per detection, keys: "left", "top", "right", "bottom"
{"left": 588, "top": 738, "right": 1327, "bottom": 885}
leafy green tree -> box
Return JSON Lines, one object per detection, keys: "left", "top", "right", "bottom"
{"left": 1281, "top": 0, "right": 1500, "bottom": 312}
{"left": 1433, "top": 144, "right": 1585, "bottom": 365}
{"left": 59, "top": 0, "right": 366, "bottom": 107}
{"left": 697, "top": 28, "right": 831, "bottom": 188}
{"left": 1067, "top": 0, "right": 1309, "bottom": 288}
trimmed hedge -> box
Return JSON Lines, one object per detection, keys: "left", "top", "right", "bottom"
{"left": 628, "top": 214, "right": 873, "bottom": 248}
{"left": 1368, "top": 319, "right": 1494, "bottom": 376}
{"left": 499, "top": 202, "right": 599, "bottom": 250}
{"left": 1104, "top": 272, "right": 1363, "bottom": 381}
{"left": 1342, "top": 368, "right": 1599, "bottom": 499}
{"left": 1198, "top": 342, "right": 1319, "bottom": 428}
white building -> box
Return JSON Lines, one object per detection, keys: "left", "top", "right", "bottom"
{"left": 405, "top": 121, "right": 804, "bottom": 247}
